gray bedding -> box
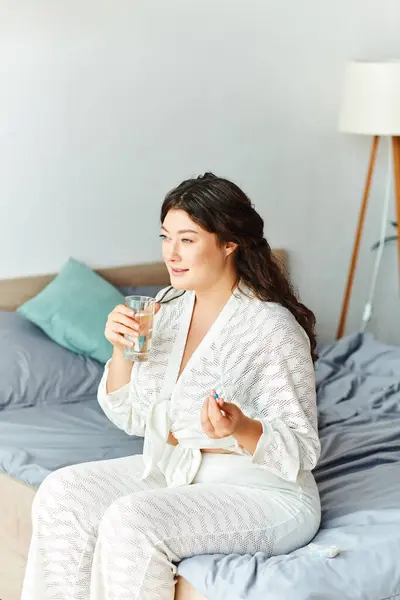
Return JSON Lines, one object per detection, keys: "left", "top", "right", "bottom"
{"left": 0, "top": 332, "right": 399, "bottom": 599}
{"left": 0, "top": 311, "right": 104, "bottom": 411}
{"left": 0, "top": 400, "right": 144, "bottom": 487}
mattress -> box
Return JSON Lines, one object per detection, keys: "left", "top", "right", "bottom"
{"left": 0, "top": 473, "right": 35, "bottom": 600}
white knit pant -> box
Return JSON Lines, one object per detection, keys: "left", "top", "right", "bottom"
{"left": 21, "top": 454, "right": 321, "bottom": 600}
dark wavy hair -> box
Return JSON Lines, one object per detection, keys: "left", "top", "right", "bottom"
{"left": 159, "top": 172, "right": 317, "bottom": 362}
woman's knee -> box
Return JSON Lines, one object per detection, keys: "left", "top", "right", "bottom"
{"left": 32, "top": 463, "right": 94, "bottom": 525}
{"left": 97, "top": 493, "right": 180, "bottom": 572}
{"left": 98, "top": 493, "right": 161, "bottom": 542}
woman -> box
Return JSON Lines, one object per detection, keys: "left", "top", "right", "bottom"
{"left": 22, "top": 173, "right": 321, "bottom": 600}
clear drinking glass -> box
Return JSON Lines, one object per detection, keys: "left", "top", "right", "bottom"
{"left": 123, "top": 295, "right": 156, "bottom": 362}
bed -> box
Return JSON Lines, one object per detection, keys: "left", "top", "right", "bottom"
{"left": 1, "top": 253, "right": 400, "bottom": 600}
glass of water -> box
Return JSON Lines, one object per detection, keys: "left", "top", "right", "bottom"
{"left": 124, "top": 295, "right": 156, "bottom": 362}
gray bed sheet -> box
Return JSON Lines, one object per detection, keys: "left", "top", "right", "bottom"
{"left": 1, "top": 333, "right": 399, "bottom": 599}
{"left": 0, "top": 399, "right": 144, "bottom": 487}
{"left": 178, "top": 333, "right": 400, "bottom": 600}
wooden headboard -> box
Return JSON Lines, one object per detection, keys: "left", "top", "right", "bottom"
{"left": 0, "top": 250, "right": 287, "bottom": 312}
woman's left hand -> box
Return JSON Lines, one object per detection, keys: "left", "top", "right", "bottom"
{"left": 201, "top": 391, "right": 247, "bottom": 438}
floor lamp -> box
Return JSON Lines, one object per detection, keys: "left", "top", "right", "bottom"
{"left": 336, "top": 59, "right": 400, "bottom": 339}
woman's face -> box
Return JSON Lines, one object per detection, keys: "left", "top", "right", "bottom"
{"left": 161, "top": 209, "right": 235, "bottom": 291}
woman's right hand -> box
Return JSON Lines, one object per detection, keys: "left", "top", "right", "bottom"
{"left": 104, "top": 303, "right": 160, "bottom": 352}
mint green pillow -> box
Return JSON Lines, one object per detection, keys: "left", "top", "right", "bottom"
{"left": 17, "top": 258, "right": 124, "bottom": 364}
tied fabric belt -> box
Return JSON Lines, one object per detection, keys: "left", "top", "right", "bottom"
{"left": 140, "top": 399, "right": 242, "bottom": 487}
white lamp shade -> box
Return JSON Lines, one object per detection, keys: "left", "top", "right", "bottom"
{"left": 339, "top": 60, "right": 400, "bottom": 135}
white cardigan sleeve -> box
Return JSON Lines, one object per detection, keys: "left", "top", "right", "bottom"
{"left": 243, "top": 312, "right": 321, "bottom": 482}
{"left": 97, "top": 288, "right": 170, "bottom": 436}
{"left": 97, "top": 359, "right": 146, "bottom": 436}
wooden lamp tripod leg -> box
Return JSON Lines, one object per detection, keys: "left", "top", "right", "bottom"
{"left": 392, "top": 136, "right": 400, "bottom": 279}
{"left": 336, "top": 135, "right": 380, "bottom": 339}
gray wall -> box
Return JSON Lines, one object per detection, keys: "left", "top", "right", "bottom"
{"left": 1, "top": 0, "right": 400, "bottom": 343}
